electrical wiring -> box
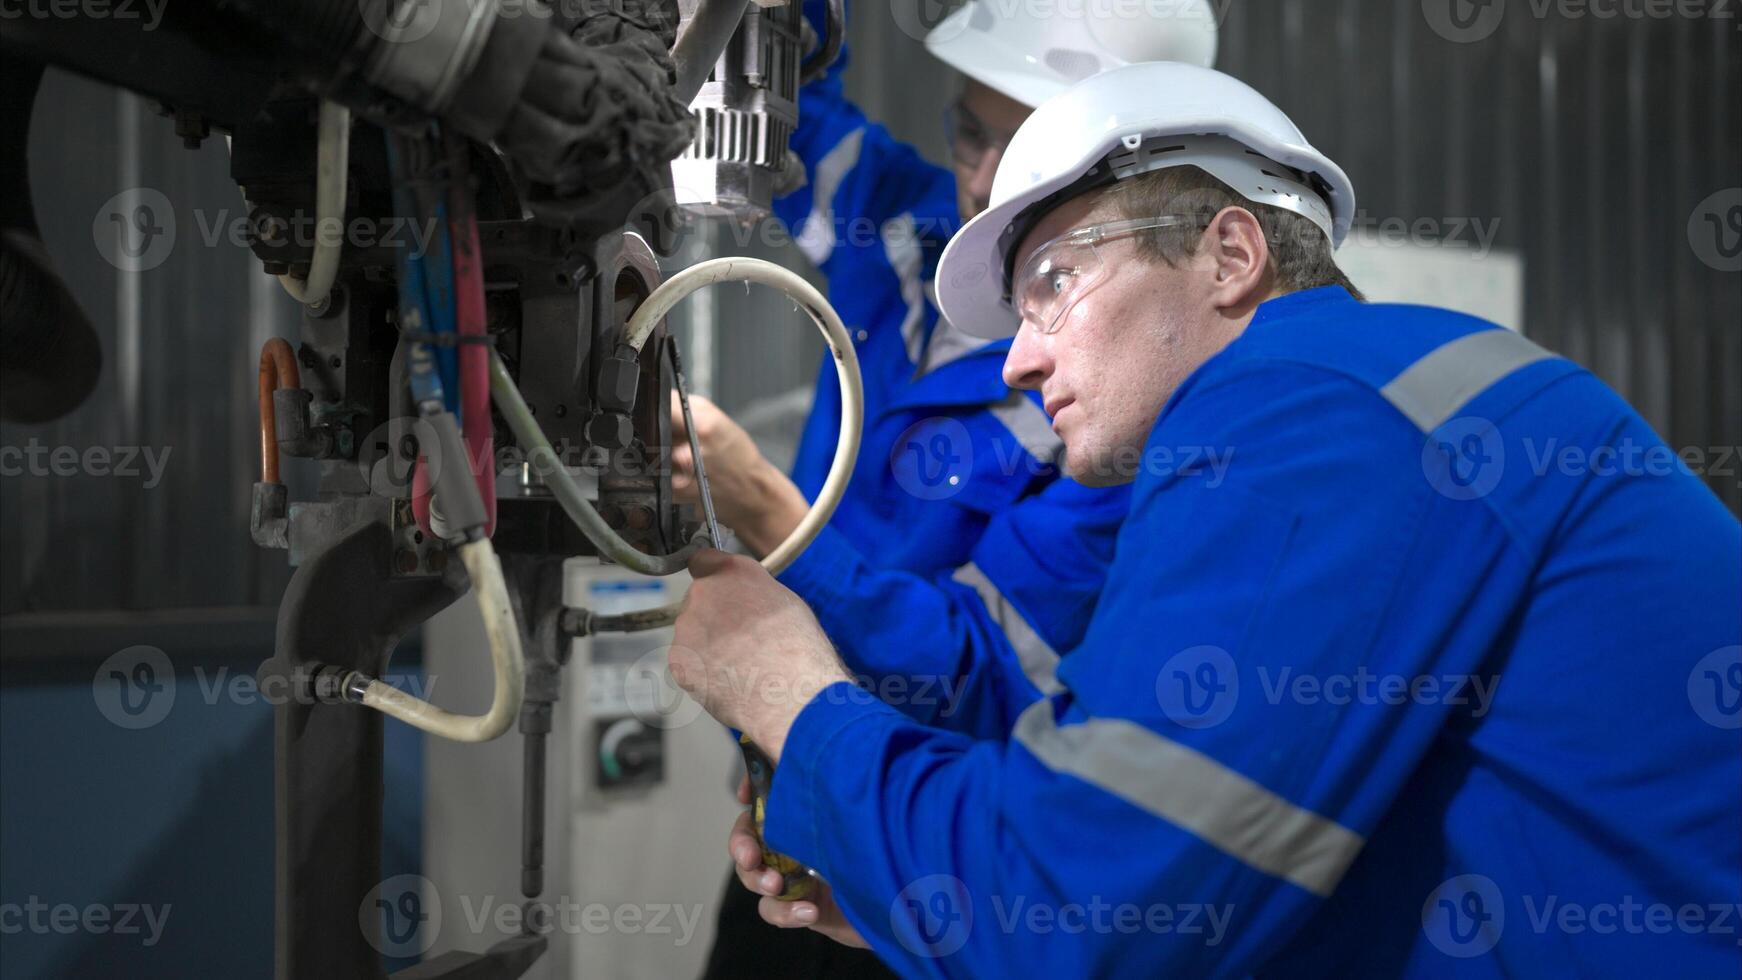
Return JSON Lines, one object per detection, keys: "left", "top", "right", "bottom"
{"left": 276, "top": 101, "right": 350, "bottom": 307}
{"left": 619, "top": 257, "right": 862, "bottom": 575}
{"left": 492, "top": 256, "right": 864, "bottom": 630}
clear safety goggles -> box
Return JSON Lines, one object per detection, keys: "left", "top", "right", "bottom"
{"left": 1011, "top": 216, "right": 1200, "bottom": 335}
{"left": 943, "top": 101, "right": 1016, "bottom": 171}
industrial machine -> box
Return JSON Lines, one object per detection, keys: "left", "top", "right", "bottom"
{"left": 1, "top": 1, "right": 854, "bottom": 976}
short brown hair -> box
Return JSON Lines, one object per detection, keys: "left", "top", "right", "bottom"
{"left": 1096, "top": 165, "right": 1364, "bottom": 301}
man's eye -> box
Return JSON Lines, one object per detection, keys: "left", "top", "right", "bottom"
{"left": 1047, "top": 268, "right": 1076, "bottom": 294}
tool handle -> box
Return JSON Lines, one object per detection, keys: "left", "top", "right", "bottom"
{"left": 739, "top": 734, "right": 817, "bottom": 901}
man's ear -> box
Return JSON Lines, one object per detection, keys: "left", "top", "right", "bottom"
{"left": 1203, "top": 206, "right": 1271, "bottom": 310}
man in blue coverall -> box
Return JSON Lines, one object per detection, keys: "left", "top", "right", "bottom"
{"left": 669, "top": 61, "right": 1742, "bottom": 977}
{"left": 676, "top": 4, "right": 1218, "bottom": 977}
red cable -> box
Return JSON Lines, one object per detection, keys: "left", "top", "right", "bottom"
{"left": 451, "top": 202, "right": 496, "bottom": 537}
{"left": 408, "top": 138, "right": 495, "bottom": 541}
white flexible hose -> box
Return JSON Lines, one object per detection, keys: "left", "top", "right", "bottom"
{"left": 276, "top": 101, "right": 350, "bottom": 306}
{"left": 356, "top": 538, "right": 524, "bottom": 742}
{"left": 623, "top": 257, "right": 862, "bottom": 576}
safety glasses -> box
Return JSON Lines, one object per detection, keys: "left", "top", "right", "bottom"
{"left": 1012, "top": 216, "right": 1200, "bottom": 335}
{"left": 943, "top": 101, "right": 1016, "bottom": 171}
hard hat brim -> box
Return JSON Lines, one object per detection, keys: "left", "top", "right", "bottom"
{"left": 934, "top": 160, "right": 1091, "bottom": 341}
{"left": 924, "top": 10, "right": 1069, "bottom": 109}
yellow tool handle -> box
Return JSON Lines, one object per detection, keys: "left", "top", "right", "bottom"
{"left": 739, "top": 734, "right": 816, "bottom": 901}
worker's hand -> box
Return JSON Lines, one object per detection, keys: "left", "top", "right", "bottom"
{"left": 671, "top": 550, "right": 852, "bottom": 761}
{"left": 670, "top": 392, "right": 809, "bottom": 559}
{"left": 729, "top": 775, "right": 868, "bottom": 949}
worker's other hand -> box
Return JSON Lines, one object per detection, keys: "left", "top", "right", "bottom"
{"left": 671, "top": 550, "right": 852, "bottom": 760}
{"left": 729, "top": 775, "right": 868, "bottom": 949}
{"left": 670, "top": 392, "right": 809, "bottom": 558}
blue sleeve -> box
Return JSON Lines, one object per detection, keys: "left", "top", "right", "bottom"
{"left": 773, "top": 0, "right": 959, "bottom": 276}
{"left": 775, "top": 476, "right": 1125, "bottom": 740}
{"left": 762, "top": 363, "right": 1533, "bottom": 977}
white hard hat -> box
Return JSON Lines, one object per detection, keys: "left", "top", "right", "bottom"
{"left": 934, "top": 61, "right": 1356, "bottom": 339}
{"left": 925, "top": 0, "right": 1219, "bottom": 108}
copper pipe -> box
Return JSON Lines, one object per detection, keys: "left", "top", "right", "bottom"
{"left": 257, "top": 338, "right": 301, "bottom": 485}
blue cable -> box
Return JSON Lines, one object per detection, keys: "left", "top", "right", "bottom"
{"left": 417, "top": 199, "right": 462, "bottom": 421}
{"left": 383, "top": 131, "right": 452, "bottom": 416}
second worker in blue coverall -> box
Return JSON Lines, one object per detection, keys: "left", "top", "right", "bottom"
{"left": 676, "top": 5, "right": 1220, "bottom": 977}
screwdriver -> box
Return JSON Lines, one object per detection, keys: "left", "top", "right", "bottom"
{"left": 670, "top": 338, "right": 816, "bottom": 902}
{"left": 740, "top": 733, "right": 818, "bottom": 901}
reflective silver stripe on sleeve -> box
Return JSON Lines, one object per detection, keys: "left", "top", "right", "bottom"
{"left": 795, "top": 128, "right": 865, "bottom": 267}
{"left": 1013, "top": 699, "right": 1365, "bottom": 898}
{"left": 881, "top": 212, "right": 927, "bottom": 365}
{"left": 1379, "top": 329, "right": 1556, "bottom": 433}
{"left": 989, "top": 391, "right": 1063, "bottom": 465}
{"left": 952, "top": 563, "right": 1063, "bottom": 695}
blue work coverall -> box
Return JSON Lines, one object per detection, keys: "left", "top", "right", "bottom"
{"left": 764, "top": 286, "right": 1742, "bottom": 977}
{"left": 765, "top": 9, "right": 1128, "bottom": 733}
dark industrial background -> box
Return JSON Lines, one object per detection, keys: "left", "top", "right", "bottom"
{"left": 3, "top": 2, "right": 1738, "bottom": 977}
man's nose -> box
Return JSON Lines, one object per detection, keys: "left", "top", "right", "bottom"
{"left": 966, "top": 146, "right": 1003, "bottom": 212}
{"left": 1002, "top": 323, "right": 1051, "bottom": 391}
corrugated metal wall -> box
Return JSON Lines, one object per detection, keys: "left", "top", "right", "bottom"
{"left": 1218, "top": 0, "right": 1741, "bottom": 514}
{"left": 2, "top": 73, "right": 302, "bottom": 618}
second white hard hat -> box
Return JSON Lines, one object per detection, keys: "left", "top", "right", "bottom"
{"left": 924, "top": 0, "right": 1219, "bottom": 108}
{"left": 934, "top": 61, "right": 1356, "bottom": 339}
